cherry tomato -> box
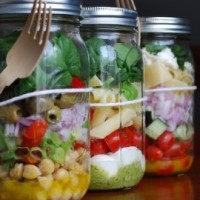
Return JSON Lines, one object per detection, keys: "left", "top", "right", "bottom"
{"left": 22, "top": 137, "right": 43, "bottom": 147}
{"left": 104, "top": 130, "right": 120, "bottom": 152}
{"left": 156, "top": 131, "right": 175, "bottom": 151}
{"left": 164, "top": 141, "right": 186, "bottom": 158}
{"left": 22, "top": 119, "right": 48, "bottom": 147}
{"left": 73, "top": 140, "right": 88, "bottom": 150}
{"left": 90, "top": 138, "right": 109, "bottom": 156}
{"left": 70, "top": 77, "right": 85, "bottom": 88}
{"left": 122, "top": 127, "right": 142, "bottom": 149}
{"left": 182, "top": 140, "right": 193, "bottom": 151}
{"left": 146, "top": 145, "right": 163, "bottom": 161}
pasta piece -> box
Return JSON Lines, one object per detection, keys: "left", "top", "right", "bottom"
{"left": 144, "top": 61, "right": 173, "bottom": 89}
{"left": 90, "top": 107, "right": 136, "bottom": 139}
{"left": 89, "top": 75, "right": 103, "bottom": 87}
{"left": 91, "top": 88, "right": 107, "bottom": 102}
{"left": 163, "top": 79, "right": 187, "bottom": 87}
{"left": 91, "top": 107, "right": 116, "bottom": 128}
{"left": 168, "top": 68, "right": 193, "bottom": 85}
{"left": 99, "top": 90, "right": 116, "bottom": 103}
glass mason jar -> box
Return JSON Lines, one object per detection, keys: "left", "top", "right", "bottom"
{"left": 81, "top": 7, "right": 145, "bottom": 190}
{"left": 0, "top": 1, "right": 90, "bottom": 199}
{"left": 141, "top": 17, "right": 196, "bottom": 176}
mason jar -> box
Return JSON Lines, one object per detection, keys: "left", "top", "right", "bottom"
{"left": 81, "top": 7, "right": 145, "bottom": 190}
{"left": 0, "top": 1, "right": 91, "bottom": 199}
{"left": 141, "top": 17, "right": 196, "bottom": 176}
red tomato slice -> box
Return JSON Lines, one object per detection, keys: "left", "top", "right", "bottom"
{"left": 122, "top": 127, "right": 142, "bottom": 149}
{"left": 90, "top": 138, "right": 109, "bottom": 156}
{"left": 70, "top": 77, "right": 86, "bottom": 88}
{"left": 22, "top": 119, "right": 48, "bottom": 139}
{"left": 146, "top": 145, "right": 163, "bottom": 161}
{"left": 73, "top": 140, "right": 88, "bottom": 150}
{"left": 164, "top": 141, "right": 186, "bottom": 158}
{"left": 22, "top": 119, "right": 48, "bottom": 147}
{"left": 156, "top": 131, "right": 175, "bottom": 151}
{"left": 22, "top": 137, "right": 42, "bottom": 147}
{"left": 104, "top": 130, "right": 120, "bottom": 152}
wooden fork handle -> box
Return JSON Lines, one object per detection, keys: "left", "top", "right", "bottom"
{"left": 0, "top": 67, "right": 16, "bottom": 94}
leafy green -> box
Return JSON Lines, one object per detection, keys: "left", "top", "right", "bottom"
{"left": 142, "top": 41, "right": 166, "bottom": 54}
{"left": 0, "top": 31, "right": 83, "bottom": 99}
{"left": 142, "top": 41, "right": 192, "bottom": 70}
{"left": 85, "top": 37, "right": 107, "bottom": 77}
{"left": 85, "top": 37, "right": 143, "bottom": 86}
{"left": 41, "top": 132, "right": 75, "bottom": 163}
{"left": 0, "top": 31, "right": 20, "bottom": 54}
{"left": 121, "top": 82, "right": 138, "bottom": 100}
{"left": 171, "top": 44, "right": 191, "bottom": 70}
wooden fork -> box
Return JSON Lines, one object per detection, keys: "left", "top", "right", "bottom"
{"left": 115, "top": 0, "right": 136, "bottom": 10}
{"left": 0, "top": 0, "right": 52, "bottom": 94}
{"left": 115, "top": 0, "right": 140, "bottom": 46}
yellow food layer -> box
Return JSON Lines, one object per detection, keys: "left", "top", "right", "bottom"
{"left": 146, "top": 155, "right": 193, "bottom": 176}
{"left": 0, "top": 172, "right": 90, "bottom": 200}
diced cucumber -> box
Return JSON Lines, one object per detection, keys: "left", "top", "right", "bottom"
{"left": 174, "top": 124, "right": 194, "bottom": 140}
{"left": 145, "top": 119, "right": 168, "bottom": 140}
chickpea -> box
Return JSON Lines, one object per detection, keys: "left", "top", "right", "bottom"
{"left": 64, "top": 151, "right": 80, "bottom": 170}
{"left": 53, "top": 168, "right": 69, "bottom": 180}
{"left": 9, "top": 163, "right": 23, "bottom": 180}
{"left": 39, "top": 159, "right": 55, "bottom": 175}
{"left": 23, "top": 164, "right": 41, "bottom": 179}
{"left": 68, "top": 162, "right": 85, "bottom": 174}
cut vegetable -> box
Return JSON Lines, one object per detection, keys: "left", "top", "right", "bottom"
{"left": 145, "top": 119, "right": 168, "bottom": 140}
{"left": 174, "top": 124, "right": 194, "bottom": 140}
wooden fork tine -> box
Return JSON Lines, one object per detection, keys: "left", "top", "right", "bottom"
{"left": 120, "top": 0, "right": 126, "bottom": 8}
{"left": 129, "top": 0, "right": 136, "bottom": 10}
{"left": 115, "top": 0, "right": 121, "bottom": 8}
{"left": 33, "top": 0, "right": 42, "bottom": 38}
{"left": 124, "top": 0, "right": 132, "bottom": 9}
{"left": 25, "top": 0, "right": 38, "bottom": 32}
{"left": 38, "top": 2, "right": 46, "bottom": 44}
{"left": 41, "top": 7, "right": 52, "bottom": 46}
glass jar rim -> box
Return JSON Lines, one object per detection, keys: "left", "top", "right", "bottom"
{"left": 81, "top": 7, "right": 138, "bottom": 28}
{"left": 0, "top": 0, "right": 82, "bottom": 17}
{"left": 140, "top": 17, "right": 191, "bottom": 34}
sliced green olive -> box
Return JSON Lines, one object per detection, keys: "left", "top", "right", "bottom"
{"left": 54, "top": 94, "right": 76, "bottom": 109}
{"left": 0, "top": 104, "right": 22, "bottom": 123}
{"left": 45, "top": 105, "right": 61, "bottom": 124}
{"left": 25, "top": 96, "right": 54, "bottom": 114}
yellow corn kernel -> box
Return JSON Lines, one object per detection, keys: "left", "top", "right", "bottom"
{"left": 49, "top": 182, "right": 62, "bottom": 200}
{"left": 60, "top": 189, "right": 73, "bottom": 200}
{"left": 38, "top": 175, "right": 53, "bottom": 190}
{"left": 36, "top": 191, "right": 47, "bottom": 200}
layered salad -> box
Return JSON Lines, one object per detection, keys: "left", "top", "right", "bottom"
{"left": 85, "top": 37, "right": 145, "bottom": 190}
{"left": 0, "top": 31, "right": 90, "bottom": 199}
{"left": 142, "top": 41, "right": 195, "bottom": 175}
